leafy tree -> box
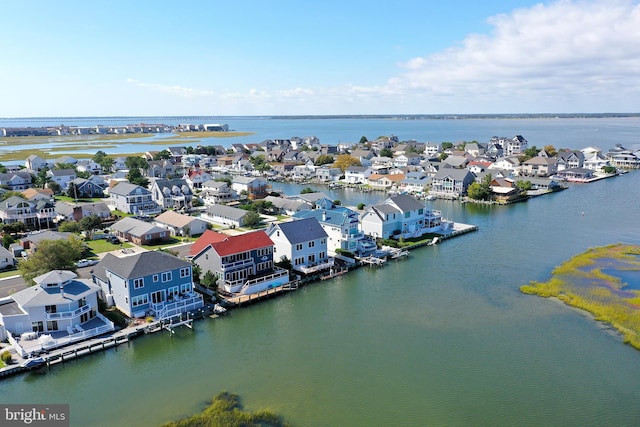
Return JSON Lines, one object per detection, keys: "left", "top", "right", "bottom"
{"left": 438, "top": 153, "right": 449, "bottom": 161}
{"left": 58, "top": 221, "right": 82, "bottom": 234}
{"left": 357, "top": 203, "right": 365, "bottom": 210}
{"left": 515, "top": 180, "right": 533, "bottom": 191}
{"left": 18, "top": 237, "right": 85, "bottom": 284}
{"left": 333, "top": 200, "right": 342, "bottom": 206}
{"left": 153, "top": 149, "right": 172, "bottom": 160}
{"left": 92, "top": 151, "right": 114, "bottom": 172}
{"left": 127, "top": 168, "right": 149, "bottom": 188}
{"left": 520, "top": 146, "right": 541, "bottom": 162}
{"left": 300, "top": 187, "right": 315, "bottom": 194}
{"left": 125, "top": 156, "right": 149, "bottom": 171}
{"left": 201, "top": 270, "right": 217, "bottom": 289}
{"left": 253, "top": 200, "right": 274, "bottom": 214}
{"left": 249, "top": 155, "right": 271, "bottom": 172}
{"left": 34, "top": 166, "right": 51, "bottom": 188}
{"left": 543, "top": 145, "right": 558, "bottom": 157}
{"left": 603, "top": 165, "right": 617, "bottom": 174}
{"left": 243, "top": 211, "right": 262, "bottom": 228}
{"left": 441, "top": 142, "right": 454, "bottom": 150}
{"left": 379, "top": 148, "right": 393, "bottom": 158}
{"left": 54, "top": 162, "right": 76, "bottom": 171}
{"left": 0, "top": 191, "right": 25, "bottom": 201}
{"left": 0, "top": 163, "right": 6, "bottom": 173}
{"left": 47, "top": 181, "right": 61, "bottom": 195}
{"left": 358, "top": 136, "right": 368, "bottom": 145}
{"left": 334, "top": 154, "right": 361, "bottom": 172}
{"left": 79, "top": 215, "right": 104, "bottom": 240}
{"left": 1, "top": 222, "right": 26, "bottom": 235}
{"left": 314, "top": 154, "right": 334, "bottom": 166}
{"left": 2, "top": 233, "right": 15, "bottom": 249}
{"left": 467, "top": 174, "right": 493, "bottom": 200}
{"left": 275, "top": 255, "right": 292, "bottom": 271}
{"left": 67, "top": 182, "right": 80, "bottom": 199}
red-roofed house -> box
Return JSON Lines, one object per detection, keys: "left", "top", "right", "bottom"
{"left": 190, "top": 230, "right": 289, "bottom": 294}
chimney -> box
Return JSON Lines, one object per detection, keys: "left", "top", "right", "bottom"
{"left": 322, "top": 210, "right": 327, "bottom": 221}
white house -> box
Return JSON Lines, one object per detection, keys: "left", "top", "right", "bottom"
{"left": 360, "top": 194, "right": 447, "bottom": 240}
{"left": 267, "top": 217, "right": 333, "bottom": 275}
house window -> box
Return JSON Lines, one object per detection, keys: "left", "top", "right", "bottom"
{"left": 46, "top": 320, "right": 58, "bottom": 331}
{"left": 45, "top": 305, "right": 57, "bottom": 314}
{"left": 161, "top": 272, "right": 172, "bottom": 282}
{"left": 296, "top": 243, "right": 303, "bottom": 251}
{"left": 32, "top": 321, "right": 44, "bottom": 332}
{"left": 133, "top": 278, "right": 144, "bottom": 289}
{"left": 153, "top": 274, "right": 159, "bottom": 282}
{"left": 308, "top": 254, "right": 315, "bottom": 263}
{"left": 168, "top": 286, "right": 179, "bottom": 298}
{"left": 145, "top": 235, "right": 152, "bottom": 240}
{"left": 132, "top": 294, "right": 149, "bottom": 307}
{"left": 405, "top": 212, "right": 410, "bottom": 218}
{"left": 419, "top": 208, "right": 424, "bottom": 215}
{"left": 180, "top": 283, "right": 190, "bottom": 294}
{"left": 309, "top": 241, "right": 315, "bottom": 248}
{"left": 180, "top": 267, "right": 190, "bottom": 278}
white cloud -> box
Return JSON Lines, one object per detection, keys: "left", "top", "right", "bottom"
{"left": 387, "top": 0, "right": 640, "bottom": 110}
{"left": 124, "top": 1, "right": 640, "bottom": 114}
{"left": 127, "top": 78, "right": 215, "bottom": 98}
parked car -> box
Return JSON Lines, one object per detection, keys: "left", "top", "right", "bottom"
{"left": 106, "top": 235, "right": 120, "bottom": 244}
{"left": 75, "top": 259, "right": 99, "bottom": 268}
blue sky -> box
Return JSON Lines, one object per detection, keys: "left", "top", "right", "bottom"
{"left": 1, "top": 0, "right": 639, "bottom": 117}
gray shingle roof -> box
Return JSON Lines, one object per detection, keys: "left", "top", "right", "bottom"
{"left": 204, "top": 204, "right": 248, "bottom": 221}
{"left": 388, "top": 194, "right": 425, "bottom": 211}
{"left": 111, "top": 217, "right": 166, "bottom": 237}
{"left": 97, "top": 251, "right": 189, "bottom": 280}
{"left": 272, "top": 217, "right": 327, "bottom": 244}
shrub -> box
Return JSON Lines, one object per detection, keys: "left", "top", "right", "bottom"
{"left": 1, "top": 349, "right": 12, "bottom": 364}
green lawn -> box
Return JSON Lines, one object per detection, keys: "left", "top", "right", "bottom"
{"left": 0, "top": 268, "right": 20, "bottom": 279}
{"left": 84, "top": 239, "right": 133, "bottom": 255}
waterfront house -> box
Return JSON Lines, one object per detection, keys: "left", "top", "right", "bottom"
{"left": 401, "top": 173, "right": 430, "bottom": 194}
{"left": 367, "top": 173, "right": 405, "bottom": 189}
{"left": 190, "top": 230, "right": 289, "bottom": 294}
{"left": 393, "top": 153, "right": 422, "bottom": 168}
{"left": 231, "top": 176, "right": 268, "bottom": 200}
{"left": 554, "top": 167, "right": 596, "bottom": 182}
{"left": 92, "top": 251, "right": 203, "bottom": 319}
{"left": 293, "top": 198, "right": 376, "bottom": 256}
{"left": 520, "top": 157, "right": 558, "bottom": 177}
{"left": 583, "top": 151, "right": 609, "bottom": 171}
{"left": 360, "top": 194, "right": 445, "bottom": 240}
{"left": 201, "top": 204, "right": 250, "bottom": 228}
{"left": 111, "top": 217, "right": 170, "bottom": 245}
{"left": 489, "top": 156, "right": 520, "bottom": 174}
{"left": 556, "top": 151, "right": 585, "bottom": 171}
{"left": 267, "top": 217, "right": 332, "bottom": 275}
{"left": 109, "top": 182, "right": 161, "bottom": 215}
{"left": 149, "top": 178, "right": 193, "bottom": 210}
{"left": 344, "top": 166, "right": 373, "bottom": 184}
{"left": 200, "top": 180, "right": 236, "bottom": 205}
{"left": 606, "top": 144, "right": 639, "bottom": 169}
{"left": 0, "top": 270, "right": 114, "bottom": 356}
{"left": 315, "top": 166, "right": 342, "bottom": 182}
{"left": 263, "top": 196, "right": 308, "bottom": 216}
{"left": 154, "top": 210, "right": 208, "bottom": 237}
{"left": 430, "top": 169, "right": 475, "bottom": 198}
{"left": 0, "top": 196, "right": 56, "bottom": 229}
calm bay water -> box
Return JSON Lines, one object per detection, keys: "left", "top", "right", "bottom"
{"left": 0, "top": 118, "right": 639, "bottom": 426}
{"left": 1, "top": 116, "right": 639, "bottom": 159}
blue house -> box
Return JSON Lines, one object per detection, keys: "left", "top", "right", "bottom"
{"left": 92, "top": 251, "right": 203, "bottom": 319}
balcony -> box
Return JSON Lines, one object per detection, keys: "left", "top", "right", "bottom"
{"left": 296, "top": 258, "right": 335, "bottom": 274}
{"left": 45, "top": 303, "right": 91, "bottom": 321}
{"left": 220, "top": 258, "right": 254, "bottom": 271}
{"left": 150, "top": 293, "right": 204, "bottom": 320}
